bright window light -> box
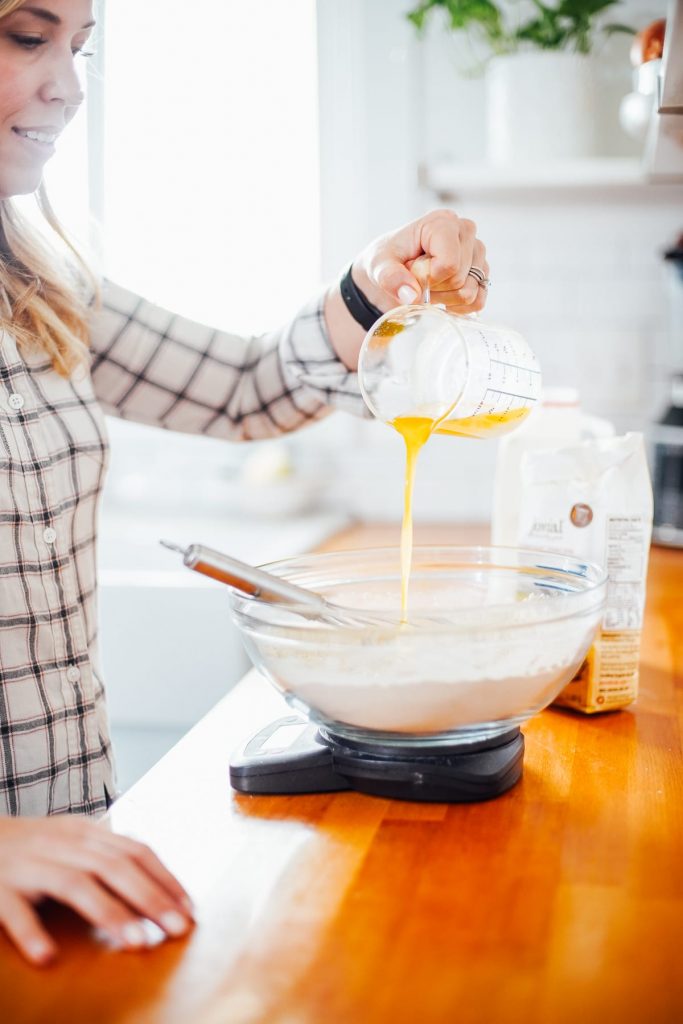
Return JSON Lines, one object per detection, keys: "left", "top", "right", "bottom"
{"left": 102, "top": 0, "right": 321, "bottom": 334}
{"left": 18, "top": 2, "right": 324, "bottom": 528}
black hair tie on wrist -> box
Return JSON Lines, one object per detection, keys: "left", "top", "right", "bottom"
{"left": 340, "top": 266, "right": 384, "bottom": 332}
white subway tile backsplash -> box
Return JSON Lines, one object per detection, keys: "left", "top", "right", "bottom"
{"left": 331, "top": 431, "right": 498, "bottom": 524}
{"left": 645, "top": 328, "right": 681, "bottom": 374}
{"left": 586, "top": 282, "right": 662, "bottom": 319}
{"left": 580, "top": 336, "right": 644, "bottom": 406}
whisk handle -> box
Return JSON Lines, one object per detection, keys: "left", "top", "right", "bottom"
{"left": 181, "top": 543, "right": 327, "bottom": 611}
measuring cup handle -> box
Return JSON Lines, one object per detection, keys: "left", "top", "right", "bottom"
{"left": 411, "top": 255, "right": 432, "bottom": 304}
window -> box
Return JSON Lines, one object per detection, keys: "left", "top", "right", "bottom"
{"left": 102, "top": 0, "right": 320, "bottom": 333}
{"left": 38, "top": 0, "right": 322, "bottom": 523}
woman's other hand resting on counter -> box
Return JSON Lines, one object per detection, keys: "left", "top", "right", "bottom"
{"left": 0, "top": 816, "right": 194, "bottom": 965}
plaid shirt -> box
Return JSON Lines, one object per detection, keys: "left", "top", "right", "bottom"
{"left": 0, "top": 279, "right": 363, "bottom": 817}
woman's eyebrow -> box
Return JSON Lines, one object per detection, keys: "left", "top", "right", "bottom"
{"left": 16, "top": 6, "right": 96, "bottom": 29}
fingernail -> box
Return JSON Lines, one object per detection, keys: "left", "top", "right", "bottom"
{"left": 28, "top": 940, "right": 55, "bottom": 964}
{"left": 121, "top": 922, "right": 149, "bottom": 948}
{"left": 398, "top": 286, "right": 417, "bottom": 304}
{"left": 180, "top": 895, "right": 195, "bottom": 917}
{"left": 160, "top": 910, "right": 190, "bottom": 937}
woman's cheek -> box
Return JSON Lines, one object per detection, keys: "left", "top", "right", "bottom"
{"left": 0, "top": 59, "right": 31, "bottom": 121}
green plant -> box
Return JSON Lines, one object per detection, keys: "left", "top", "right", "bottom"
{"left": 406, "top": 0, "right": 634, "bottom": 57}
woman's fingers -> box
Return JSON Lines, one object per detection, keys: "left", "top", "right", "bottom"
{"left": 83, "top": 850, "right": 191, "bottom": 937}
{"left": 418, "top": 210, "right": 476, "bottom": 287}
{"left": 352, "top": 208, "right": 491, "bottom": 316}
{"left": 62, "top": 832, "right": 194, "bottom": 936}
{"left": 371, "top": 254, "right": 422, "bottom": 305}
{"left": 0, "top": 817, "right": 194, "bottom": 965}
{"left": 39, "top": 865, "right": 163, "bottom": 949}
{"left": 0, "top": 887, "right": 56, "bottom": 966}
{"left": 406, "top": 211, "right": 489, "bottom": 310}
{"left": 100, "top": 835, "right": 193, "bottom": 914}
{"left": 18, "top": 820, "right": 193, "bottom": 920}
{"left": 433, "top": 241, "right": 489, "bottom": 311}
{"left": 68, "top": 819, "right": 193, "bottom": 913}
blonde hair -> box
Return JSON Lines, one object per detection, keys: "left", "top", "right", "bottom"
{"left": 0, "top": 0, "right": 98, "bottom": 377}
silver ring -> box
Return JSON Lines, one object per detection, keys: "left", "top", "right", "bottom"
{"left": 467, "top": 266, "right": 490, "bottom": 289}
{"left": 467, "top": 266, "right": 486, "bottom": 284}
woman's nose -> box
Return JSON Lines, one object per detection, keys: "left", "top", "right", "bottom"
{"left": 39, "top": 58, "right": 85, "bottom": 110}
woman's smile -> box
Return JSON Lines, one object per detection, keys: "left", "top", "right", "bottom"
{"left": 11, "top": 122, "right": 60, "bottom": 153}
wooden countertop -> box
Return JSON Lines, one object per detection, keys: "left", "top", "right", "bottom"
{"left": 1, "top": 524, "right": 682, "bottom": 1024}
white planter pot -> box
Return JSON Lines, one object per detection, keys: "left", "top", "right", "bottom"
{"left": 486, "top": 52, "right": 597, "bottom": 164}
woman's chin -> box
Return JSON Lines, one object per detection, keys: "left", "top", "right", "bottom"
{"left": 0, "top": 170, "right": 43, "bottom": 200}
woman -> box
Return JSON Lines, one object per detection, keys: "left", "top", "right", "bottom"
{"left": 0, "top": 0, "right": 489, "bottom": 964}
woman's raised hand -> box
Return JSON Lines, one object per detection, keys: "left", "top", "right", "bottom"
{"left": 353, "top": 208, "right": 490, "bottom": 315}
{"left": 327, "top": 209, "right": 490, "bottom": 370}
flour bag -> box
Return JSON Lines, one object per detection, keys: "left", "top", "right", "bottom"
{"left": 516, "top": 433, "right": 653, "bottom": 713}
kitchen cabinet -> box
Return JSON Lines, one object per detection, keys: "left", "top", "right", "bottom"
{"left": 0, "top": 523, "right": 681, "bottom": 1024}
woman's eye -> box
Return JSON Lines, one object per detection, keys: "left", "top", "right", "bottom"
{"left": 8, "top": 32, "right": 93, "bottom": 57}
{"left": 9, "top": 33, "right": 46, "bottom": 50}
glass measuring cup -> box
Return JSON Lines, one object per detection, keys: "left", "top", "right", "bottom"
{"left": 358, "top": 303, "right": 542, "bottom": 438}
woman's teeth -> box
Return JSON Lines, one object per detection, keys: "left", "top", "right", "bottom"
{"left": 14, "top": 129, "right": 57, "bottom": 144}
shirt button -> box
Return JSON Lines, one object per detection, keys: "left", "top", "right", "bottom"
{"left": 66, "top": 665, "right": 81, "bottom": 683}
{"left": 8, "top": 393, "right": 24, "bottom": 410}
{"left": 43, "top": 527, "right": 57, "bottom": 545}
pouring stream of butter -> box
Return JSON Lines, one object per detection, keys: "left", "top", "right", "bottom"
{"left": 377, "top": 257, "right": 533, "bottom": 619}
{"left": 391, "top": 408, "right": 531, "bottom": 619}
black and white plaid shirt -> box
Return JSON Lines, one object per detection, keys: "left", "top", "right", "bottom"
{"left": 0, "top": 280, "right": 364, "bottom": 816}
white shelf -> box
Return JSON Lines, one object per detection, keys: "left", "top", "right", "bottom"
{"left": 421, "top": 156, "right": 683, "bottom": 198}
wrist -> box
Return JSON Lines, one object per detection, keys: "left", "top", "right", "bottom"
{"left": 350, "top": 262, "right": 393, "bottom": 314}
{"left": 339, "top": 265, "right": 385, "bottom": 333}
{"left": 323, "top": 284, "right": 365, "bottom": 371}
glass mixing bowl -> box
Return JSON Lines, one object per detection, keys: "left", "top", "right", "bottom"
{"left": 229, "top": 547, "right": 607, "bottom": 747}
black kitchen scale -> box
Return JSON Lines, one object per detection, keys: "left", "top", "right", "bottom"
{"left": 230, "top": 715, "right": 524, "bottom": 802}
